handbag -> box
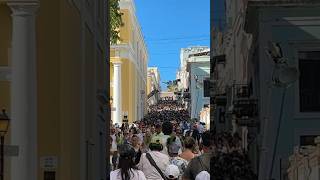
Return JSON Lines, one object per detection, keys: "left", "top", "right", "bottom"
{"left": 146, "top": 153, "right": 168, "bottom": 180}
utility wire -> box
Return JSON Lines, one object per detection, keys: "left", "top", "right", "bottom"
{"left": 148, "top": 39, "right": 210, "bottom": 45}
{"left": 151, "top": 53, "right": 178, "bottom": 56}
{"left": 147, "top": 39, "right": 210, "bottom": 45}
{"left": 145, "top": 34, "right": 210, "bottom": 41}
{"left": 147, "top": 37, "right": 210, "bottom": 42}
{"left": 154, "top": 66, "right": 179, "bottom": 69}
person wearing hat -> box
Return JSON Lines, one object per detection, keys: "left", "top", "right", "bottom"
{"left": 137, "top": 136, "right": 170, "bottom": 180}
{"left": 110, "top": 144, "right": 146, "bottom": 180}
{"left": 195, "top": 171, "right": 210, "bottom": 180}
{"left": 165, "top": 164, "right": 180, "bottom": 180}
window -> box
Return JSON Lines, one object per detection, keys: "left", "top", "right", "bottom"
{"left": 218, "top": 107, "right": 225, "bottom": 123}
{"left": 203, "top": 79, "right": 210, "bottom": 97}
{"left": 300, "top": 135, "right": 319, "bottom": 146}
{"left": 299, "top": 51, "right": 320, "bottom": 112}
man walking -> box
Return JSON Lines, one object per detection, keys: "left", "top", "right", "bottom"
{"left": 182, "top": 131, "right": 213, "bottom": 180}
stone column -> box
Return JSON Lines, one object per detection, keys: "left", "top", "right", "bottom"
{"left": 7, "top": 1, "right": 39, "bottom": 180}
{"left": 113, "top": 62, "right": 122, "bottom": 125}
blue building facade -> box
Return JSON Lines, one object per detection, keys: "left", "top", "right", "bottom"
{"left": 187, "top": 58, "right": 210, "bottom": 120}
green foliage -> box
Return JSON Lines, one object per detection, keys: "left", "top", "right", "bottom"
{"left": 163, "top": 80, "right": 178, "bottom": 92}
{"left": 110, "top": 0, "right": 123, "bottom": 44}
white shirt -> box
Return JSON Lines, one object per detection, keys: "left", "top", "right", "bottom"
{"left": 137, "top": 151, "right": 170, "bottom": 180}
{"left": 111, "top": 134, "right": 117, "bottom": 152}
{"left": 110, "top": 169, "right": 146, "bottom": 180}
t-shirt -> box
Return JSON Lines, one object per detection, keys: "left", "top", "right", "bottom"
{"left": 161, "top": 135, "right": 182, "bottom": 155}
{"left": 137, "top": 151, "right": 170, "bottom": 180}
{"left": 183, "top": 153, "right": 212, "bottom": 180}
{"left": 170, "top": 156, "right": 189, "bottom": 177}
{"left": 111, "top": 134, "right": 117, "bottom": 152}
{"left": 152, "top": 132, "right": 164, "bottom": 140}
{"left": 110, "top": 169, "right": 146, "bottom": 180}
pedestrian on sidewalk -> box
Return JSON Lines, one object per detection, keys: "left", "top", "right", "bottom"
{"left": 167, "top": 135, "right": 188, "bottom": 178}
{"left": 160, "top": 121, "right": 182, "bottom": 156}
{"left": 179, "top": 137, "right": 196, "bottom": 162}
{"left": 138, "top": 137, "right": 170, "bottom": 180}
{"left": 131, "top": 135, "right": 142, "bottom": 165}
{"left": 111, "top": 128, "right": 119, "bottom": 170}
{"left": 182, "top": 131, "right": 213, "bottom": 180}
{"left": 165, "top": 164, "right": 180, "bottom": 180}
{"left": 195, "top": 171, "right": 210, "bottom": 180}
{"left": 110, "top": 144, "right": 147, "bottom": 180}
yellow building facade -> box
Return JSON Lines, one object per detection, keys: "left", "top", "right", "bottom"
{"left": 110, "top": 0, "right": 148, "bottom": 124}
{"left": 0, "top": 0, "right": 108, "bottom": 180}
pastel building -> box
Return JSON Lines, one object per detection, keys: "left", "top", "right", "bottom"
{"left": 0, "top": 0, "right": 108, "bottom": 180}
{"left": 110, "top": 0, "right": 148, "bottom": 124}
{"left": 186, "top": 51, "right": 210, "bottom": 120}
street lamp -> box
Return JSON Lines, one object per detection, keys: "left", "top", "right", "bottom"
{"left": 0, "top": 109, "right": 9, "bottom": 180}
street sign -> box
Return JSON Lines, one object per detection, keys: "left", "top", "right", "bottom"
{"left": 4, "top": 145, "right": 19, "bottom": 157}
{"left": 40, "top": 156, "right": 58, "bottom": 171}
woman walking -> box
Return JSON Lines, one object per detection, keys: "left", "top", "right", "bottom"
{"left": 110, "top": 144, "right": 146, "bottom": 180}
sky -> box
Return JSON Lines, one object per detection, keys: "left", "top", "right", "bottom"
{"left": 134, "top": 0, "right": 210, "bottom": 90}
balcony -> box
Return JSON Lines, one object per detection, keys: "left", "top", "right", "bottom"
{"left": 233, "top": 99, "right": 258, "bottom": 117}
{"left": 231, "top": 84, "right": 259, "bottom": 127}
{"left": 236, "top": 116, "right": 259, "bottom": 127}
{"left": 232, "top": 84, "right": 251, "bottom": 99}
{"left": 211, "top": 80, "right": 228, "bottom": 106}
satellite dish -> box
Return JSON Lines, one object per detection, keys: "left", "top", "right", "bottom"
{"left": 273, "top": 65, "right": 299, "bottom": 86}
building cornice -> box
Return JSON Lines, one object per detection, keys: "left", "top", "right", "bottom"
{"left": 245, "top": 0, "right": 320, "bottom": 33}
{"left": 120, "top": 0, "right": 148, "bottom": 61}
{"left": 248, "top": 0, "right": 320, "bottom": 7}
{"left": 111, "top": 44, "right": 147, "bottom": 83}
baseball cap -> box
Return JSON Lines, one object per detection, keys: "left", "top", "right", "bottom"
{"left": 165, "top": 164, "right": 180, "bottom": 179}
{"left": 150, "top": 136, "right": 163, "bottom": 145}
{"left": 195, "top": 171, "right": 210, "bottom": 180}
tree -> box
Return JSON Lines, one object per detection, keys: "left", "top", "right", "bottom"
{"left": 110, "top": 0, "right": 123, "bottom": 44}
{"left": 163, "top": 80, "right": 178, "bottom": 92}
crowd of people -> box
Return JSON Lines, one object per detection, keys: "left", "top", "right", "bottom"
{"left": 109, "top": 99, "right": 257, "bottom": 180}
